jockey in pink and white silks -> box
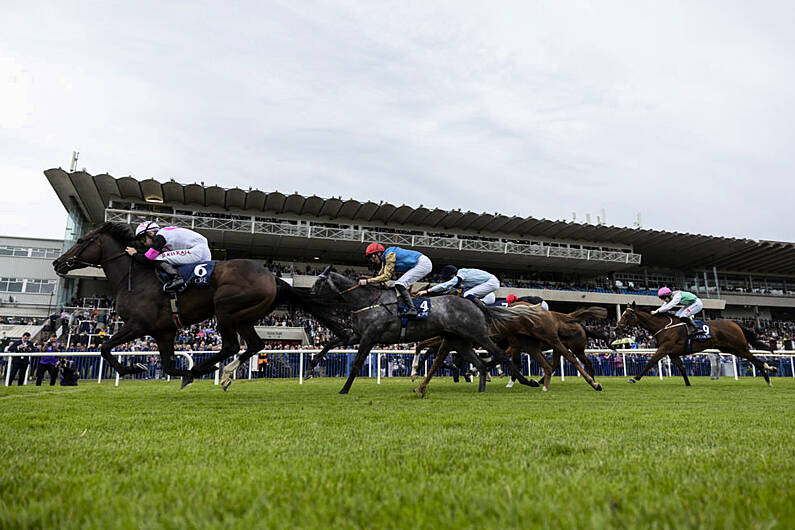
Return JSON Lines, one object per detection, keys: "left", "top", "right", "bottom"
{"left": 125, "top": 221, "right": 211, "bottom": 292}
{"left": 651, "top": 287, "right": 703, "bottom": 333}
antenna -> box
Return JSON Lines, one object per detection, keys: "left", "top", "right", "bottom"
{"left": 633, "top": 212, "right": 642, "bottom": 228}
{"left": 69, "top": 151, "right": 79, "bottom": 172}
{"left": 600, "top": 208, "right": 606, "bottom": 225}
{"left": 585, "top": 213, "right": 591, "bottom": 224}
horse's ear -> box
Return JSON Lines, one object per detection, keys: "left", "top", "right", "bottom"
{"left": 320, "top": 265, "right": 333, "bottom": 277}
{"left": 631, "top": 301, "right": 636, "bottom": 309}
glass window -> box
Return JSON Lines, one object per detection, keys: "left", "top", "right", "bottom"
{"left": 1, "top": 278, "right": 23, "bottom": 292}
{"left": 0, "top": 247, "right": 12, "bottom": 256}
{"left": 40, "top": 281, "right": 56, "bottom": 294}
{"left": 46, "top": 248, "right": 61, "bottom": 259}
{"left": 12, "top": 247, "right": 29, "bottom": 256}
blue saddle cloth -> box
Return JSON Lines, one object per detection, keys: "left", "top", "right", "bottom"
{"left": 688, "top": 319, "right": 712, "bottom": 341}
{"left": 158, "top": 261, "right": 215, "bottom": 294}
{"left": 399, "top": 297, "right": 431, "bottom": 320}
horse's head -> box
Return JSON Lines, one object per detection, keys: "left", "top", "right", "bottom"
{"left": 309, "top": 268, "right": 358, "bottom": 300}
{"left": 52, "top": 222, "right": 132, "bottom": 276}
{"left": 616, "top": 301, "right": 639, "bottom": 331}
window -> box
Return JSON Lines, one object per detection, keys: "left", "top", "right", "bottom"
{"left": 0, "top": 278, "right": 24, "bottom": 292}
{"left": 0, "top": 246, "right": 61, "bottom": 258}
{"left": 25, "top": 279, "right": 56, "bottom": 294}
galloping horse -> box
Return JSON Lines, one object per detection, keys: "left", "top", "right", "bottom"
{"left": 308, "top": 269, "right": 539, "bottom": 393}
{"left": 616, "top": 301, "right": 773, "bottom": 386}
{"left": 52, "top": 222, "right": 336, "bottom": 387}
{"left": 413, "top": 304, "right": 607, "bottom": 395}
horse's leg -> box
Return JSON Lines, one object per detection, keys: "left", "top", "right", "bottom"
{"left": 411, "top": 339, "right": 438, "bottom": 382}
{"left": 479, "top": 337, "right": 536, "bottom": 388}
{"left": 732, "top": 348, "right": 772, "bottom": 387}
{"left": 555, "top": 342, "right": 602, "bottom": 391}
{"left": 506, "top": 346, "right": 521, "bottom": 388}
{"left": 670, "top": 356, "right": 691, "bottom": 386}
{"left": 99, "top": 321, "right": 147, "bottom": 376}
{"left": 181, "top": 321, "right": 241, "bottom": 389}
{"left": 219, "top": 324, "right": 264, "bottom": 391}
{"left": 152, "top": 332, "right": 187, "bottom": 379}
{"left": 338, "top": 338, "right": 375, "bottom": 394}
{"left": 414, "top": 338, "right": 450, "bottom": 396}
{"left": 629, "top": 349, "right": 670, "bottom": 384}
{"left": 455, "top": 343, "right": 489, "bottom": 392}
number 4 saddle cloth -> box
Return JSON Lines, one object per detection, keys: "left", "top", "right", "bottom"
{"left": 157, "top": 261, "right": 216, "bottom": 294}
{"left": 399, "top": 297, "right": 431, "bottom": 320}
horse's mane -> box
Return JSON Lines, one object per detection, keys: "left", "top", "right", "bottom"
{"left": 100, "top": 222, "right": 135, "bottom": 245}
{"left": 560, "top": 306, "right": 608, "bottom": 323}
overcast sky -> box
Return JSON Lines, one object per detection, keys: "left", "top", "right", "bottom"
{"left": 1, "top": 1, "right": 793, "bottom": 242}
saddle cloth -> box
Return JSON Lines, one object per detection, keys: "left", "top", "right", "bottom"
{"left": 158, "top": 261, "right": 215, "bottom": 294}
{"left": 687, "top": 319, "right": 712, "bottom": 341}
{"left": 399, "top": 297, "right": 431, "bottom": 320}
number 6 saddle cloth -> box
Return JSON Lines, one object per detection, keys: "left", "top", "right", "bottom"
{"left": 157, "top": 261, "right": 216, "bottom": 294}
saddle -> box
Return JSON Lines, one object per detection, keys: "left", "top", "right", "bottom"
{"left": 157, "top": 261, "right": 216, "bottom": 294}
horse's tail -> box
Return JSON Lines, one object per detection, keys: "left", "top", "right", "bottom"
{"left": 561, "top": 306, "right": 609, "bottom": 323}
{"left": 739, "top": 325, "right": 773, "bottom": 352}
{"left": 584, "top": 326, "right": 617, "bottom": 351}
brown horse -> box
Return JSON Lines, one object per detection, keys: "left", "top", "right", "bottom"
{"left": 414, "top": 304, "right": 607, "bottom": 395}
{"left": 52, "top": 222, "right": 332, "bottom": 388}
{"left": 616, "top": 301, "right": 772, "bottom": 386}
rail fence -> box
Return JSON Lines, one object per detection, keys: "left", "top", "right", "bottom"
{"left": 3, "top": 349, "right": 794, "bottom": 386}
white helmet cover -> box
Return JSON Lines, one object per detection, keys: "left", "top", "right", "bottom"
{"left": 135, "top": 221, "right": 160, "bottom": 237}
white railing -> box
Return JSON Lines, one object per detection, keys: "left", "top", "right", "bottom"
{"left": 6, "top": 349, "right": 792, "bottom": 388}
{"left": 104, "top": 208, "right": 641, "bottom": 265}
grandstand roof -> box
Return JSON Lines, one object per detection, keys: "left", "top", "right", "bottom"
{"left": 45, "top": 168, "right": 795, "bottom": 274}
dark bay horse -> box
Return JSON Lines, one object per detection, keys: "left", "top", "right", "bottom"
{"left": 52, "top": 222, "right": 334, "bottom": 387}
{"left": 616, "top": 301, "right": 773, "bottom": 386}
{"left": 309, "top": 270, "right": 539, "bottom": 393}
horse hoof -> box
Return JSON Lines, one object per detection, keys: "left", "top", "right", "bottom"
{"left": 505, "top": 381, "right": 514, "bottom": 388}
{"left": 180, "top": 376, "right": 194, "bottom": 390}
{"left": 221, "top": 379, "right": 231, "bottom": 391}
{"left": 595, "top": 383, "right": 603, "bottom": 392}
{"left": 542, "top": 386, "right": 548, "bottom": 392}
{"left": 628, "top": 378, "right": 637, "bottom": 384}
{"left": 528, "top": 379, "right": 539, "bottom": 388}
{"left": 133, "top": 363, "right": 147, "bottom": 373}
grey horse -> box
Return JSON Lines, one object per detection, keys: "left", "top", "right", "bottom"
{"left": 308, "top": 269, "right": 539, "bottom": 394}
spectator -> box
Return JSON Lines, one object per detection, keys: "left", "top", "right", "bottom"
{"left": 36, "top": 338, "right": 60, "bottom": 386}
{"left": 6, "top": 332, "right": 33, "bottom": 386}
{"left": 57, "top": 358, "right": 79, "bottom": 386}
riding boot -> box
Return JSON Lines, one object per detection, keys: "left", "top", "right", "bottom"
{"left": 685, "top": 315, "right": 698, "bottom": 334}
{"left": 158, "top": 262, "right": 185, "bottom": 292}
{"left": 465, "top": 294, "right": 487, "bottom": 311}
{"left": 395, "top": 284, "right": 418, "bottom": 318}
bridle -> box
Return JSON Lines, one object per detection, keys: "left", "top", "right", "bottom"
{"left": 60, "top": 232, "right": 127, "bottom": 270}
{"left": 619, "top": 306, "right": 684, "bottom": 337}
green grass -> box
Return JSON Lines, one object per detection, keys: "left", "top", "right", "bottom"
{"left": 1, "top": 376, "right": 793, "bottom": 529}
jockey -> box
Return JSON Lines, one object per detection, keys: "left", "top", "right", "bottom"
{"left": 651, "top": 287, "right": 703, "bottom": 333}
{"left": 359, "top": 243, "right": 432, "bottom": 318}
{"left": 506, "top": 294, "right": 549, "bottom": 310}
{"left": 125, "top": 221, "right": 212, "bottom": 292}
{"left": 417, "top": 265, "right": 500, "bottom": 305}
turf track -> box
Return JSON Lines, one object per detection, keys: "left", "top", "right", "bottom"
{"left": 1, "top": 376, "right": 793, "bottom": 529}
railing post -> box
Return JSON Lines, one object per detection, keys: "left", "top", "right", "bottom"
{"left": 622, "top": 353, "right": 627, "bottom": 377}
{"left": 658, "top": 360, "right": 663, "bottom": 380}
{"left": 369, "top": 353, "right": 372, "bottom": 377}
{"left": 249, "top": 354, "right": 254, "bottom": 380}
{"left": 214, "top": 365, "right": 220, "bottom": 385}
{"left": 377, "top": 353, "right": 381, "bottom": 385}
{"left": 299, "top": 351, "right": 304, "bottom": 385}
{"left": 791, "top": 356, "right": 794, "bottom": 378}
{"left": 733, "top": 356, "right": 738, "bottom": 380}
{"left": 5, "top": 356, "right": 11, "bottom": 386}
{"left": 115, "top": 356, "right": 120, "bottom": 387}
{"left": 560, "top": 355, "right": 565, "bottom": 382}
{"left": 23, "top": 363, "right": 29, "bottom": 385}
{"left": 97, "top": 357, "right": 103, "bottom": 384}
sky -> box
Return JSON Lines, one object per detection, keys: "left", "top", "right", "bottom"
{"left": 1, "top": 1, "right": 794, "bottom": 242}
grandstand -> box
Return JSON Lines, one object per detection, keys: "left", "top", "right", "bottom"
{"left": 1, "top": 168, "right": 794, "bottom": 338}
{"left": 41, "top": 168, "right": 795, "bottom": 319}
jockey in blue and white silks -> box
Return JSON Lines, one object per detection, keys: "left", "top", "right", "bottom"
{"left": 651, "top": 287, "right": 703, "bottom": 333}
{"left": 359, "top": 243, "right": 433, "bottom": 318}
{"left": 419, "top": 265, "right": 500, "bottom": 305}
{"left": 125, "top": 221, "right": 211, "bottom": 291}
